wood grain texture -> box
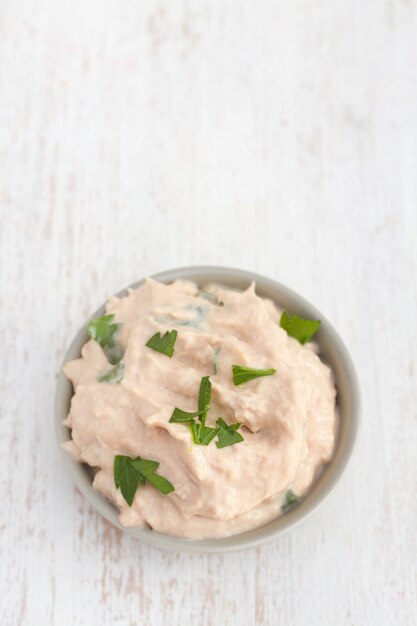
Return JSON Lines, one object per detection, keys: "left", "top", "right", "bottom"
{"left": 1, "top": 1, "right": 417, "bottom": 624}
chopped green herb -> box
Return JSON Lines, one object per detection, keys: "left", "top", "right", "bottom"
{"left": 114, "top": 455, "right": 174, "bottom": 506}
{"left": 88, "top": 314, "right": 118, "bottom": 347}
{"left": 98, "top": 361, "right": 125, "bottom": 384}
{"left": 279, "top": 311, "right": 321, "bottom": 344}
{"left": 169, "top": 407, "right": 202, "bottom": 423}
{"left": 191, "top": 422, "right": 221, "bottom": 446}
{"left": 146, "top": 330, "right": 177, "bottom": 357}
{"left": 198, "top": 376, "right": 211, "bottom": 424}
{"left": 198, "top": 290, "right": 219, "bottom": 305}
{"left": 212, "top": 347, "right": 220, "bottom": 374}
{"left": 281, "top": 489, "right": 301, "bottom": 511}
{"left": 192, "top": 377, "right": 219, "bottom": 445}
{"left": 145, "top": 472, "right": 175, "bottom": 495}
{"left": 168, "top": 376, "right": 214, "bottom": 445}
{"left": 215, "top": 418, "right": 244, "bottom": 448}
{"left": 129, "top": 457, "right": 174, "bottom": 495}
{"left": 169, "top": 376, "right": 245, "bottom": 448}
{"left": 114, "top": 455, "right": 144, "bottom": 506}
{"left": 216, "top": 418, "right": 241, "bottom": 432}
{"left": 88, "top": 314, "right": 123, "bottom": 364}
{"left": 232, "top": 365, "right": 276, "bottom": 386}
{"left": 129, "top": 458, "right": 159, "bottom": 477}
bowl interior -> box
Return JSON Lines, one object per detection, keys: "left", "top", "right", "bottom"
{"left": 55, "top": 266, "right": 360, "bottom": 553}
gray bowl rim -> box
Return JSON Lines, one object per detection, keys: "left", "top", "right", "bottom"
{"left": 54, "top": 265, "right": 361, "bottom": 553}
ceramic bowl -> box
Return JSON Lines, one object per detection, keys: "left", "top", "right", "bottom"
{"left": 55, "top": 266, "right": 360, "bottom": 553}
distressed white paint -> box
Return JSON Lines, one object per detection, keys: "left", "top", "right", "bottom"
{"left": 1, "top": 1, "right": 416, "bottom": 624}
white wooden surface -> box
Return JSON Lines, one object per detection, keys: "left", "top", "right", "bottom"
{"left": 1, "top": 1, "right": 417, "bottom": 624}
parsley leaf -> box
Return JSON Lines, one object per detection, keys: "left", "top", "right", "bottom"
{"left": 169, "top": 376, "right": 244, "bottom": 448}
{"left": 280, "top": 311, "right": 321, "bottom": 344}
{"left": 168, "top": 378, "right": 214, "bottom": 444}
{"left": 191, "top": 422, "right": 220, "bottom": 446}
{"left": 215, "top": 418, "right": 244, "bottom": 448}
{"left": 281, "top": 489, "right": 301, "bottom": 511}
{"left": 198, "top": 290, "right": 219, "bottom": 305}
{"left": 169, "top": 408, "right": 202, "bottom": 423}
{"left": 98, "top": 361, "right": 125, "bottom": 384}
{"left": 198, "top": 376, "right": 211, "bottom": 424}
{"left": 212, "top": 347, "right": 220, "bottom": 374}
{"left": 232, "top": 365, "right": 276, "bottom": 386}
{"left": 114, "top": 455, "right": 174, "bottom": 506}
{"left": 114, "top": 455, "right": 144, "bottom": 506}
{"left": 129, "top": 458, "right": 159, "bottom": 476}
{"left": 145, "top": 473, "right": 175, "bottom": 495}
{"left": 88, "top": 314, "right": 118, "bottom": 347}
{"left": 146, "top": 330, "right": 177, "bottom": 357}
{"left": 169, "top": 376, "right": 245, "bottom": 448}
{"left": 129, "top": 457, "right": 174, "bottom": 495}
{"left": 88, "top": 314, "right": 123, "bottom": 365}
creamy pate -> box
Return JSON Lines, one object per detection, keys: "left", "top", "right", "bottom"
{"left": 63, "top": 279, "right": 337, "bottom": 539}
